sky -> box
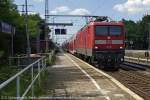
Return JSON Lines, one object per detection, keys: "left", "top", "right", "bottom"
{"left": 14, "top": 0, "right": 150, "bottom": 44}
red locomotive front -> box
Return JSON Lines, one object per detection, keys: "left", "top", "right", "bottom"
{"left": 93, "top": 22, "right": 125, "bottom": 69}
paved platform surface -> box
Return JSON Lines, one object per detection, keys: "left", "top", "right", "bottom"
{"left": 42, "top": 53, "right": 143, "bottom": 100}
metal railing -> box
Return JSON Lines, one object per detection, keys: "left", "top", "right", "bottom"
{"left": 125, "top": 56, "right": 150, "bottom": 66}
{"left": 8, "top": 52, "right": 54, "bottom": 67}
{"left": 0, "top": 51, "right": 54, "bottom": 100}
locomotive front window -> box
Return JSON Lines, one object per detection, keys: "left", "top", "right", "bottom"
{"left": 109, "top": 26, "right": 122, "bottom": 36}
{"left": 95, "top": 26, "right": 108, "bottom": 36}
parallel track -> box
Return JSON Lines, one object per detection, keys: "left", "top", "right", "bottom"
{"left": 121, "top": 61, "right": 146, "bottom": 71}
{"left": 107, "top": 62, "right": 150, "bottom": 100}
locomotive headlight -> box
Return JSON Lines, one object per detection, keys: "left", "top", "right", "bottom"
{"left": 120, "top": 46, "right": 123, "bottom": 49}
{"left": 95, "top": 46, "right": 98, "bottom": 49}
{"left": 121, "top": 58, "right": 124, "bottom": 62}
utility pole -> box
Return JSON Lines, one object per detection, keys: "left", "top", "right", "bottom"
{"left": 11, "top": 28, "right": 15, "bottom": 57}
{"left": 45, "top": 0, "right": 49, "bottom": 52}
{"left": 21, "top": 5, "right": 25, "bottom": 15}
{"left": 25, "top": 0, "right": 31, "bottom": 57}
{"left": 18, "top": 3, "right": 32, "bottom": 56}
{"left": 18, "top": 4, "right": 32, "bottom": 15}
{"left": 52, "top": 17, "right": 55, "bottom": 41}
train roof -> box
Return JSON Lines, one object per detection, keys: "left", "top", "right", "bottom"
{"left": 64, "top": 19, "right": 125, "bottom": 45}
{"left": 89, "top": 21, "right": 124, "bottom": 26}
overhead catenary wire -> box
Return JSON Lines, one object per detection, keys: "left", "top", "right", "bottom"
{"left": 49, "top": 0, "right": 108, "bottom": 44}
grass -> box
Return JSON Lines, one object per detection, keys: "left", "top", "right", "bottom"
{"left": 0, "top": 50, "right": 4, "bottom": 58}
{"left": 0, "top": 52, "right": 56, "bottom": 99}
{"left": 45, "top": 51, "right": 56, "bottom": 66}
{"left": 125, "top": 52, "right": 150, "bottom": 59}
{"left": 0, "top": 66, "right": 49, "bottom": 99}
{"left": 0, "top": 65, "right": 19, "bottom": 97}
{"left": 0, "top": 65, "right": 18, "bottom": 83}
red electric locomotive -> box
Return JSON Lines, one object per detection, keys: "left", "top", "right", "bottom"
{"left": 63, "top": 17, "right": 125, "bottom": 69}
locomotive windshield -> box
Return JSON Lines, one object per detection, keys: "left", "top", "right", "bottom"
{"left": 95, "top": 26, "right": 108, "bottom": 36}
{"left": 95, "top": 26, "right": 122, "bottom": 36}
{"left": 109, "top": 26, "right": 122, "bottom": 36}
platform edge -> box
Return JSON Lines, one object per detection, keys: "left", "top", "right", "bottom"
{"left": 66, "top": 53, "right": 144, "bottom": 100}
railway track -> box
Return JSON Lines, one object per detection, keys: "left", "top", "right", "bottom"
{"left": 121, "top": 61, "right": 146, "bottom": 71}
{"left": 107, "top": 62, "right": 150, "bottom": 100}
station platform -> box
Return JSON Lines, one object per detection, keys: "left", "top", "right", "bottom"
{"left": 42, "top": 52, "right": 144, "bottom": 100}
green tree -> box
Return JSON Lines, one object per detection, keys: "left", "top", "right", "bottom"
{"left": 122, "top": 15, "right": 150, "bottom": 49}
{"left": 0, "top": 0, "right": 43, "bottom": 61}
{"left": 0, "top": 0, "right": 19, "bottom": 58}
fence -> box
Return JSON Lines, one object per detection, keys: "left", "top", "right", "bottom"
{"left": 125, "top": 56, "right": 150, "bottom": 66}
{"left": 8, "top": 52, "right": 54, "bottom": 67}
{"left": 0, "top": 51, "right": 54, "bottom": 100}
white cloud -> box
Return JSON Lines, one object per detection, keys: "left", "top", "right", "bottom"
{"left": 50, "top": 6, "right": 70, "bottom": 14}
{"left": 28, "top": 12, "right": 37, "bottom": 15}
{"left": 50, "top": 11, "right": 57, "bottom": 14}
{"left": 50, "top": 6, "right": 90, "bottom": 15}
{"left": 33, "top": 0, "right": 44, "bottom": 2}
{"left": 113, "top": 0, "right": 150, "bottom": 14}
{"left": 40, "top": 14, "right": 45, "bottom": 19}
{"left": 69, "top": 8, "right": 90, "bottom": 15}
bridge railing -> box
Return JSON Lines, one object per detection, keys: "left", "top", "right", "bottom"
{"left": 0, "top": 51, "right": 54, "bottom": 100}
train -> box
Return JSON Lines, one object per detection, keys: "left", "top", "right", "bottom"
{"left": 62, "top": 16, "right": 125, "bottom": 70}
